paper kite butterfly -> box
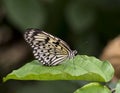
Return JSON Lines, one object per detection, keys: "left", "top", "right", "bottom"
{"left": 24, "top": 28, "right": 77, "bottom": 66}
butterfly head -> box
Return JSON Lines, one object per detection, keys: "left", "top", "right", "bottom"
{"left": 69, "top": 50, "right": 77, "bottom": 58}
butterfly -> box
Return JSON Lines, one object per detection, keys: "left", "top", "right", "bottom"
{"left": 24, "top": 28, "right": 77, "bottom": 66}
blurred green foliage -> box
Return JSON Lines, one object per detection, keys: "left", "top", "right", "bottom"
{"left": 2, "top": 0, "right": 120, "bottom": 56}
{"left": 74, "top": 83, "right": 111, "bottom": 93}
{"left": 115, "top": 80, "right": 120, "bottom": 93}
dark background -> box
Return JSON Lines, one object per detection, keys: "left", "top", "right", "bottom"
{"left": 0, "top": 0, "right": 120, "bottom": 93}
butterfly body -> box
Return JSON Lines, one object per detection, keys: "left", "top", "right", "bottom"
{"left": 24, "top": 28, "right": 77, "bottom": 66}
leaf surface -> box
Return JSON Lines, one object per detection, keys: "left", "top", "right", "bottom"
{"left": 3, "top": 55, "right": 114, "bottom": 82}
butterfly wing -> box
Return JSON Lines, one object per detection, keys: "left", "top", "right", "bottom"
{"left": 24, "top": 28, "right": 71, "bottom": 66}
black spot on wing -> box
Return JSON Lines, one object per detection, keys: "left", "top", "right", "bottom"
{"left": 52, "top": 40, "right": 60, "bottom": 47}
{"left": 43, "top": 54, "right": 46, "bottom": 56}
{"left": 44, "top": 37, "right": 50, "bottom": 44}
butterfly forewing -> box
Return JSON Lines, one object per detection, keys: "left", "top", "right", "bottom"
{"left": 24, "top": 28, "right": 76, "bottom": 66}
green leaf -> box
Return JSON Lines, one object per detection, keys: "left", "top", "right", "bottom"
{"left": 3, "top": 55, "right": 114, "bottom": 82}
{"left": 74, "top": 82, "right": 111, "bottom": 93}
{"left": 115, "top": 80, "right": 120, "bottom": 93}
{"left": 3, "top": 0, "right": 46, "bottom": 30}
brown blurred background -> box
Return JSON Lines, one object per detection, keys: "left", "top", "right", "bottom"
{"left": 0, "top": 0, "right": 120, "bottom": 93}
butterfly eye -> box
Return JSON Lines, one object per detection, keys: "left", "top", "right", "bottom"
{"left": 24, "top": 28, "right": 77, "bottom": 66}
